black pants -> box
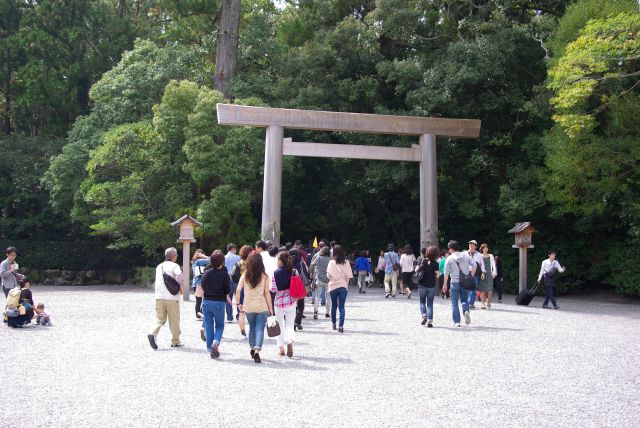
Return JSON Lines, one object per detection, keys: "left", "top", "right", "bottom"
{"left": 195, "top": 296, "right": 202, "bottom": 316}
{"left": 295, "top": 298, "right": 304, "bottom": 325}
{"left": 376, "top": 270, "right": 385, "bottom": 287}
{"left": 494, "top": 277, "right": 503, "bottom": 300}
{"left": 402, "top": 272, "right": 413, "bottom": 291}
{"left": 439, "top": 274, "right": 449, "bottom": 298}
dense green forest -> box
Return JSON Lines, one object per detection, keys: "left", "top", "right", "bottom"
{"left": 1, "top": 0, "right": 639, "bottom": 294}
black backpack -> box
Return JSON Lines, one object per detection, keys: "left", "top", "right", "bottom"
{"left": 231, "top": 261, "right": 242, "bottom": 283}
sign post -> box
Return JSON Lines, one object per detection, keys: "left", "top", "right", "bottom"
{"left": 507, "top": 222, "right": 537, "bottom": 293}
{"left": 170, "top": 215, "right": 203, "bottom": 302}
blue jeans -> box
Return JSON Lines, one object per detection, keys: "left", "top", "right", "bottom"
{"left": 543, "top": 285, "right": 557, "bottom": 307}
{"left": 245, "top": 311, "right": 268, "bottom": 350}
{"left": 469, "top": 276, "right": 479, "bottom": 305}
{"left": 330, "top": 287, "right": 348, "bottom": 327}
{"left": 419, "top": 286, "right": 436, "bottom": 320}
{"left": 449, "top": 283, "right": 470, "bottom": 324}
{"left": 226, "top": 282, "right": 238, "bottom": 321}
{"left": 202, "top": 300, "right": 226, "bottom": 350}
{"left": 311, "top": 287, "right": 327, "bottom": 304}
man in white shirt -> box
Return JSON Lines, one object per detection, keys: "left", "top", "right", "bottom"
{"left": 467, "top": 240, "right": 486, "bottom": 309}
{"left": 148, "top": 247, "right": 183, "bottom": 349}
{"left": 538, "top": 250, "right": 566, "bottom": 309}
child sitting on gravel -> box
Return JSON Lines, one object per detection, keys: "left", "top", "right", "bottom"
{"left": 35, "top": 303, "right": 51, "bottom": 325}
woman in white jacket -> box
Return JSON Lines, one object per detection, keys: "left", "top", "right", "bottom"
{"left": 478, "top": 243, "right": 497, "bottom": 309}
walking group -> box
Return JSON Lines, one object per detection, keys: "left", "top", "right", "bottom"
{"left": 147, "top": 238, "right": 567, "bottom": 358}
{"left": 147, "top": 240, "right": 353, "bottom": 363}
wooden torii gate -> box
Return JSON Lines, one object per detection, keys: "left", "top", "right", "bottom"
{"left": 217, "top": 104, "right": 481, "bottom": 248}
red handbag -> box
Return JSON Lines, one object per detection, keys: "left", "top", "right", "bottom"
{"left": 289, "top": 270, "right": 306, "bottom": 299}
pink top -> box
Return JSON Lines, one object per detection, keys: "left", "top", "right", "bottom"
{"left": 327, "top": 260, "right": 353, "bottom": 292}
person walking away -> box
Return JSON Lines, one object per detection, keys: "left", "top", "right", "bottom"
{"left": 478, "top": 244, "right": 497, "bottom": 309}
{"left": 326, "top": 245, "right": 353, "bottom": 332}
{"left": 494, "top": 252, "right": 503, "bottom": 303}
{"left": 274, "top": 251, "right": 298, "bottom": 357}
{"left": 375, "top": 250, "right": 385, "bottom": 287}
{"left": 224, "top": 243, "right": 241, "bottom": 322}
{"left": 383, "top": 244, "right": 400, "bottom": 298}
{"left": 442, "top": 241, "right": 477, "bottom": 327}
{"left": 235, "top": 245, "right": 253, "bottom": 335}
{"left": 400, "top": 245, "right": 416, "bottom": 299}
{"left": 289, "top": 248, "right": 309, "bottom": 331}
{"left": 148, "top": 247, "right": 183, "bottom": 349}
{"left": 467, "top": 240, "right": 486, "bottom": 309}
{"left": 236, "top": 253, "right": 274, "bottom": 363}
{"left": 309, "top": 246, "right": 332, "bottom": 319}
{"left": 192, "top": 249, "right": 210, "bottom": 320}
{"left": 438, "top": 250, "right": 449, "bottom": 299}
{"left": 1, "top": 247, "right": 24, "bottom": 299}
{"left": 416, "top": 246, "right": 440, "bottom": 327}
{"left": 538, "top": 250, "right": 566, "bottom": 310}
{"left": 200, "top": 250, "right": 230, "bottom": 359}
{"left": 310, "top": 241, "right": 328, "bottom": 305}
{"left": 355, "top": 250, "right": 372, "bottom": 294}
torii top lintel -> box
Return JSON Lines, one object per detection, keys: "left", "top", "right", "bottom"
{"left": 216, "top": 104, "right": 481, "bottom": 138}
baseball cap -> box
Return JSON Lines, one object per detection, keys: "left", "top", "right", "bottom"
{"left": 468, "top": 240, "right": 478, "bottom": 245}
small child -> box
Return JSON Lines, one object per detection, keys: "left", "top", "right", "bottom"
{"left": 35, "top": 303, "right": 51, "bottom": 326}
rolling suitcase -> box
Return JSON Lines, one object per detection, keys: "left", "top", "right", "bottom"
{"left": 515, "top": 280, "right": 541, "bottom": 306}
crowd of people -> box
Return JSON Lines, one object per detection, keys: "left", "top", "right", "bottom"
{"left": 146, "top": 238, "right": 566, "bottom": 361}
{"left": 1, "top": 238, "right": 564, "bottom": 354}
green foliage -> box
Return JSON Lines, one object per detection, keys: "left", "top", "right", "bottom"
{"left": 548, "top": 0, "right": 639, "bottom": 57}
{"left": 44, "top": 40, "right": 210, "bottom": 218}
{"left": 81, "top": 120, "right": 193, "bottom": 257}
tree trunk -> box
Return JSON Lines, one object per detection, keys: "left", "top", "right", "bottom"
{"left": 213, "top": 0, "right": 241, "bottom": 99}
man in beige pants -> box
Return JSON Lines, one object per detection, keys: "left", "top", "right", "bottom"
{"left": 148, "top": 247, "right": 183, "bottom": 349}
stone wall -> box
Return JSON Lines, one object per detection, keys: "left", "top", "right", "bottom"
{"left": 20, "top": 268, "right": 135, "bottom": 286}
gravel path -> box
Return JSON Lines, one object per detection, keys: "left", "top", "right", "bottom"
{"left": 1, "top": 284, "right": 638, "bottom": 427}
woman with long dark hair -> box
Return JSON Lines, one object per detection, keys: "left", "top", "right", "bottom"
{"left": 274, "top": 251, "right": 298, "bottom": 357}
{"left": 235, "top": 253, "right": 273, "bottom": 363}
{"left": 326, "top": 245, "right": 353, "bottom": 332}
{"left": 416, "top": 246, "right": 440, "bottom": 327}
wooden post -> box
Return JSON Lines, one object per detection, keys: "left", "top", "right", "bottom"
{"left": 182, "top": 242, "right": 190, "bottom": 301}
{"left": 508, "top": 222, "right": 537, "bottom": 293}
{"left": 518, "top": 246, "right": 527, "bottom": 293}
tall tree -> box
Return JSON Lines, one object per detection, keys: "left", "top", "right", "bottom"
{"left": 213, "top": 0, "right": 241, "bottom": 98}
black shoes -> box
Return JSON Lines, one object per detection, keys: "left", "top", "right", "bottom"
{"left": 250, "top": 349, "right": 255, "bottom": 357}
{"left": 287, "top": 343, "right": 293, "bottom": 358}
{"left": 338, "top": 327, "right": 344, "bottom": 333}
{"left": 211, "top": 343, "right": 220, "bottom": 359}
{"left": 332, "top": 324, "right": 337, "bottom": 330}
{"left": 385, "top": 293, "right": 390, "bottom": 298}
{"left": 313, "top": 312, "right": 318, "bottom": 319}
{"left": 325, "top": 314, "right": 330, "bottom": 318}
{"left": 147, "top": 334, "right": 158, "bottom": 350}
{"left": 421, "top": 317, "right": 428, "bottom": 326}
{"left": 253, "top": 352, "right": 261, "bottom": 363}
{"left": 294, "top": 323, "right": 303, "bottom": 331}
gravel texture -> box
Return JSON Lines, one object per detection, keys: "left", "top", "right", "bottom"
{"left": 1, "top": 284, "right": 638, "bottom": 427}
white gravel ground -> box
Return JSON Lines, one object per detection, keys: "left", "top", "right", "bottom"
{"left": 1, "top": 284, "right": 638, "bottom": 428}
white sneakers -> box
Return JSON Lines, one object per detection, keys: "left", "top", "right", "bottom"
{"left": 454, "top": 322, "right": 461, "bottom": 327}
{"left": 464, "top": 311, "right": 471, "bottom": 325}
